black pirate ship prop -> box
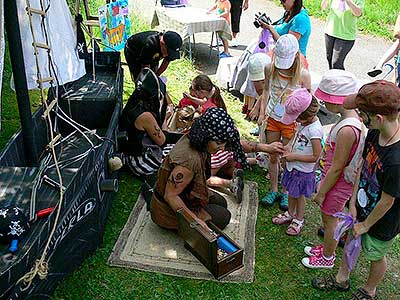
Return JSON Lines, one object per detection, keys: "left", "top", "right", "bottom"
{"left": 0, "top": 0, "right": 123, "bottom": 298}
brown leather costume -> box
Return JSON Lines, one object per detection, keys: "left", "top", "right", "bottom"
{"left": 150, "top": 135, "right": 211, "bottom": 230}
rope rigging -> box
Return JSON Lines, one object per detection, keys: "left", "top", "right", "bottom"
{"left": 16, "top": 0, "right": 105, "bottom": 290}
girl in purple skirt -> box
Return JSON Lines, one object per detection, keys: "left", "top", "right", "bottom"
{"left": 272, "top": 88, "right": 323, "bottom": 236}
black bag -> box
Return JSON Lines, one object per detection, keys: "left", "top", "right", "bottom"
{"left": 161, "top": 0, "right": 180, "bottom": 6}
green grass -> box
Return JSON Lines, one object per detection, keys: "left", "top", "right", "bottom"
{"left": 52, "top": 11, "right": 399, "bottom": 300}
{"left": 300, "top": 0, "right": 400, "bottom": 39}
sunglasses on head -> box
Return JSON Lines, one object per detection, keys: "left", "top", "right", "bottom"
{"left": 358, "top": 110, "right": 372, "bottom": 127}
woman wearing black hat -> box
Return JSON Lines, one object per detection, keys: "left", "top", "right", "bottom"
{"left": 119, "top": 68, "right": 181, "bottom": 177}
{"left": 150, "top": 107, "right": 249, "bottom": 231}
{"left": 124, "top": 30, "right": 183, "bottom": 82}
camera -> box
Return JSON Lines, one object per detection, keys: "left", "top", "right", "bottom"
{"left": 253, "top": 12, "right": 272, "bottom": 28}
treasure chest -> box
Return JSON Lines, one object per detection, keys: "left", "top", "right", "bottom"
{"left": 177, "top": 208, "right": 244, "bottom": 280}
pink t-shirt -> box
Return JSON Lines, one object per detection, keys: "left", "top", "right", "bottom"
{"left": 178, "top": 97, "right": 218, "bottom": 114}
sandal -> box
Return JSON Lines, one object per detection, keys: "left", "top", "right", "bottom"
{"left": 272, "top": 211, "right": 293, "bottom": 225}
{"left": 312, "top": 274, "right": 350, "bottom": 292}
{"left": 349, "top": 288, "right": 377, "bottom": 300}
{"left": 260, "top": 191, "right": 281, "bottom": 206}
{"left": 286, "top": 218, "right": 304, "bottom": 236}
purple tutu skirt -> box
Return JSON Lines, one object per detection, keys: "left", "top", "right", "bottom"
{"left": 281, "top": 168, "right": 316, "bottom": 198}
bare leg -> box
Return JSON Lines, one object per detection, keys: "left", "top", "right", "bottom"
{"left": 232, "top": 32, "right": 238, "bottom": 39}
{"left": 207, "top": 166, "right": 232, "bottom": 188}
{"left": 266, "top": 130, "right": 282, "bottom": 192}
{"left": 287, "top": 195, "right": 297, "bottom": 218}
{"left": 295, "top": 195, "right": 306, "bottom": 220}
{"left": 322, "top": 213, "right": 339, "bottom": 257}
{"left": 336, "top": 247, "right": 351, "bottom": 284}
{"left": 207, "top": 176, "right": 231, "bottom": 188}
{"left": 244, "top": 95, "right": 250, "bottom": 107}
{"left": 363, "top": 257, "right": 387, "bottom": 297}
{"left": 222, "top": 39, "right": 229, "bottom": 54}
{"left": 247, "top": 96, "right": 256, "bottom": 110}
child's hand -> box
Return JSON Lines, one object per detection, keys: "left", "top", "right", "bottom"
{"left": 183, "top": 91, "right": 191, "bottom": 99}
{"left": 283, "top": 144, "right": 291, "bottom": 152}
{"left": 312, "top": 192, "right": 325, "bottom": 206}
{"left": 282, "top": 152, "right": 295, "bottom": 162}
{"left": 257, "top": 114, "right": 265, "bottom": 126}
{"left": 249, "top": 107, "right": 259, "bottom": 121}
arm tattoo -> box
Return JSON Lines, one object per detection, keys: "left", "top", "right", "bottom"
{"left": 168, "top": 172, "right": 184, "bottom": 188}
{"left": 153, "top": 125, "right": 162, "bottom": 138}
{"left": 248, "top": 141, "right": 259, "bottom": 152}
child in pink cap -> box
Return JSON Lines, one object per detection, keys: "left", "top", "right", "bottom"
{"left": 272, "top": 88, "right": 323, "bottom": 236}
{"left": 302, "top": 69, "right": 366, "bottom": 269}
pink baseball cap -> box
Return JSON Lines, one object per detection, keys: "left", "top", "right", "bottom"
{"left": 281, "top": 88, "right": 312, "bottom": 125}
{"left": 315, "top": 69, "right": 359, "bottom": 104}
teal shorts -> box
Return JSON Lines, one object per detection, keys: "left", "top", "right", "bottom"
{"left": 362, "top": 234, "right": 395, "bottom": 261}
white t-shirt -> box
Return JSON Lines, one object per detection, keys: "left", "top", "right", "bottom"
{"left": 286, "top": 119, "right": 324, "bottom": 173}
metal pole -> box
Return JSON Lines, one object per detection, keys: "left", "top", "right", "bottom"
{"left": 4, "top": 0, "right": 38, "bottom": 166}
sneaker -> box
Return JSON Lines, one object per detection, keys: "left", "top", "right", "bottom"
{"left": 304, "top": 244, "right": 324, "bottom": 256}
{"left": 230, "top": 38, "right": 238, "bottom": 47}
{"left": 219, "top": 52, "right": 232, "bottom": 59}
{"left": 255, "top": 152, "right": 269, "bottom": 169}
{"left": 279, "top": 193, "right": 288, "bottom": 211}
{"left": 301, "top": 253, "right": 336, "bottom": 269}
{"left": 250, "top": 127, "right": 259, "bottom": 136}
{"left": 212, "top": 38, "right": 223, "bottom": 47}
{"left": 230, "top": 169, "right": 244, "bottom": 202}
{"left": 260, "top": 191, "right": 281, "bottom": 206}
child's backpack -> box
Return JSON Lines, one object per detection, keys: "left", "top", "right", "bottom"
{"left": 329, "top": 118, "right": 367, "bottom": 184}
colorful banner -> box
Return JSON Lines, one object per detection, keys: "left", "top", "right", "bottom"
{"left": 98, "top": 0, "right": 131, "bottom": 52}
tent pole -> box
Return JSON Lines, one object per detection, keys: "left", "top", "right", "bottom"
{"left": 4, "top": 0, "right": 38, "bottom": 166}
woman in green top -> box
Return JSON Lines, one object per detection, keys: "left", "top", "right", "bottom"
{"left": 322, "top": 0, "right": 364, "bottom": 70}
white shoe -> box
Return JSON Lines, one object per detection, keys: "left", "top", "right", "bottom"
{"left": 212, "top": 38, "right": 223, "bottom": 47}
{"left": 230, "top": 38, "right": 238, "bottom": 47}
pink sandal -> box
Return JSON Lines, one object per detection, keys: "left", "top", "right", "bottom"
{"left": 286, "top": 218, "right": 304, "bottom": 236}
{"left": 272, "top": 211, "right": 293, "bottom": 225}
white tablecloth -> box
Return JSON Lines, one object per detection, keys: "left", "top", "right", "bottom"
{"left": 151, "top": 6, "right": 232, "bottom": 41}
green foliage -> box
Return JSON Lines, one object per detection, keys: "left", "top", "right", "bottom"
{"left": 300, "top": 0, "right": 400, "bottom": 39}
{"left": 0, "top": 39, "right": 41, "bottom": 149}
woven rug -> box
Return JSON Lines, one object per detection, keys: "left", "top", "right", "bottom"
{"left": 108, "top": 181, "right": 258, "bottom": 282}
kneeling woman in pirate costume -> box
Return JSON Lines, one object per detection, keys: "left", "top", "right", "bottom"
{"left": 150, "top": 108, "right": 248, "bottom": 230}
{"left": 119, "top": 68, "right": 181, "bottom": 177}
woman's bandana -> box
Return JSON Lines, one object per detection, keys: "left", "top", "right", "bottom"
{"left": 188, "top": 107, "right": 248, "bottom": 169}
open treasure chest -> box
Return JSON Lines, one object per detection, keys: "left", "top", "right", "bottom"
{"left": 177, "top": 208, "right": 244, "bottom": 280}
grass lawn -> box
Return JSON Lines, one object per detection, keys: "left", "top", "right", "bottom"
{"left": 0, "top": 2, "right": 399, "bottom": 300}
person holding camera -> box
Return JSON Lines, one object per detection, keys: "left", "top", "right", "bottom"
{"left": 259, "top": 0, "right": 311, "bottom": 57}
{"left": 321, "top": 0, "right": 364, "bottom": 70}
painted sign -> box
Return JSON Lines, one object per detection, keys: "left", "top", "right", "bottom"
{"left": 98, "top": 0, "right": 131, "bottom": 51}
